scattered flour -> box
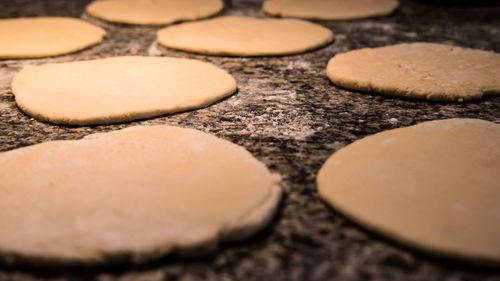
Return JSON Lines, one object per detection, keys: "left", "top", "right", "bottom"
{"left": 0, "top": 102, "right": 10, "bottom": 110}
{"left": 147, "top": 40, "right": 163, "bottom": 56}
{"left": 127, "top": 41, "right": 142, "bottom": 55}
{"left": 388, "top": 118, "right": 399, "bottom": 125}
{"left": 287, "top": 60, "right": 311, "bottom": 70}
{"left": 346, "top": 22, "right": 396, "bottom": 32}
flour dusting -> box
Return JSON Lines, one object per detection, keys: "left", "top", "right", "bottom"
{"left": 0, "top": 103, "right": 10, "bottom": 111}
{"left": 287, "top": 60, "right": 311, "bottom": 70}
{"left": 147, "top": 40, "right": 163, "bottom": 56}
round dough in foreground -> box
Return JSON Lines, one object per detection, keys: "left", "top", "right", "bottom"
{"left": 263, "top": 0, "right": 399, "bottom": 20}
{"left": 0, "top": 126, "right": 281, "bottom": 265}
{"left": 12, "top": 56, "right": 236, "bottom": 125}
{"left": 326, "top": 43, "right": 500, "bottom": 102}
{"left": 86, "top": 0, "right": 223, "bottom": 25}
{"left": 0, "top": 17, "right": 106, "bottom": 58}
{"left": 157, "top": 16, "right": 333, "bottom": 56}
{"left": 318, "top": 118, "right": 500, "bottom": 265}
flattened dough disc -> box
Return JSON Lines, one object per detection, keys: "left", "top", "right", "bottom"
{"left": 318, "top": 119, "right": 500, "bottom": 265}
{"left": 157, "top": 16, "right": 333, "bottom": 56}
{"left": 263, "top": 0, "right": 399, "bottom": 20}
{"left": 0, "top": 17, "right": 105, "bottom": 58}
{"left": 326, "top": 43, "right": 500, "bottom": 102}
{"left": 11, "top": 56, "right": 237, "bottom": 125}
{"left": 86, "top": 0, "right": 223, "bottom": 25}
{"left": 0, "top": 126, "right": 281, "bottom": 265}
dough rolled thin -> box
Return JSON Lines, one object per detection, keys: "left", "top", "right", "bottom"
{"left": 0, "top": 125, "right": 281, "bottom": 265}
{"left": 0, "top": 17, "right": 105, "bottom": 58}
{"left": 86, "top": 0, "right": 224, "bottom": 25}
{"left": 157, "top": 16, "right": 333, "bottom": 56}
{"left": 318, "top": 118, "right": 500, "bottom": 265}
{"left": 326, "top": 43, "right": 500, "bottom": 102}
{"left": 11, "top": 56, "right": 237, "bottom": 125}
{"left": 263, "top": 0, "right": 399, "bottom": 20}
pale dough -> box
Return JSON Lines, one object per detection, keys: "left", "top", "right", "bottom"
{"left": 12, "top": 56, "right": 236, "bottom": 125}
{"left": 326, "top": 43, "right": 500, "bottom": 102}
{"left": 157, "top": 16, "right": 333, "bottom": 56}
{"left": 263, "top": 0, "right": 399, "bottom": 20}
{"left": 318, "top": 119, "right": 500, "bottom": 265}
{"left": 0, "top": 17, "right": 106, "bottom": 58}
{"left": 86, "top": 0, "right": 223, "bottom": 25}
{"left": 0, "top": 125, "right": 281, "bottom": 265}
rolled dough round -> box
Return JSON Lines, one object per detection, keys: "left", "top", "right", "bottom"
{"left": 86, "top": 0, "right": 223, "bottom": 25}
{"left": 318, "top": 118, "right": 500, "bottom": 265}
{"left": 326, "top": 43, "right": 500, "bottom": 102}
{"left": 11, "top": 56, "right": 237, "bottom": 125}
{"left": 262, "top": 0, "right": 399, "bottom": 20}
{"left": 157, "top": 16, "right": 333, "bottom": 56}
{"left": 0, "top": 17, "right": 106, "bottom": 58}
{"left": 0, "top": 126, "right": 281, "bottom": 265}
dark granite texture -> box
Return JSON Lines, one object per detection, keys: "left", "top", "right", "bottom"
{"left": 1, "top": 0, "right": 499, "bottom": 280}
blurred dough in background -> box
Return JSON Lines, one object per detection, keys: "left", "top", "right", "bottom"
{"left": 0, "top": 17, "right": 105, "bottom": 58}
{"left": 86, "top": 0, "right": 224, "bottom": 25}
{"left": 157, "top": 16, "right": 333, "bottom": 56}
{"left": 262, "top": 0, "right": 399, "bottom": 20}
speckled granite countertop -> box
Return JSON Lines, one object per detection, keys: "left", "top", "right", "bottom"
{"left": 1, "top": 0, "right": 499, "bottom": 280}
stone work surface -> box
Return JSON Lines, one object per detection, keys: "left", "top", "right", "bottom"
{"left": 0, "top": 0, "right": 499, "bottom": 280}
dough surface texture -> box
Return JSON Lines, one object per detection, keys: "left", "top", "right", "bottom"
{"left": 86, "top": 0, "right": 223, "bottom": 25}
{"left": 0, "top": 17, "right": 105, "bottom": 58}
{"left": 157, "top": 16, "right": 333, "bottom": 56}
{"left": 317, "top": 119, "right": 500, "bottom": 265}
{"left": 0, "top": 126, "right": 281, "bottom": 265}
{"left": 12, "top": 56, "right": 236, "bottom": 125}
{"left": 326, "top": 43, "right": 500, "bottom": 102}
{"left": 263, "top": 0, "right": 399, "bottom": 20}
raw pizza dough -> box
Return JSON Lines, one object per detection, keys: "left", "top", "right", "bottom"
{"left": 0, "top": 125, "right": 281, "bottom": 265}
{"left": 0, "top": 17, "right": 105, "bottom": 58}
{"left": 326, "top": 43, "right": 500, "bottom": 102}
{"left": 318, "top": 118, "right": 500, "bottom": 265}
{"left": 86, "top": 0, "right": 223, "bottom": 25}
{"left": 12, "top": 56, "right": 236, "bottom": 125}
{"left": 157, "top": 16, "right": 333, "bottom": 56}
{"left": 263, "top": 0, "right": 399, "bottom": 20}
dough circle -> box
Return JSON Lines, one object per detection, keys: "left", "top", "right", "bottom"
{"left": 12, "top": 56, "right": 237, "bottom": 125}
{"left": 86, "top": 0, "right": 223, "bottom": 25}
{"left": 326, "top": 43, "right": 500, "bottom": 102}
{"left": 263, "top": 0, "right": 399, "bottom": 20}
{"left": 0, "top": 126, "right": 281, "bottom": 265}
{"left": 0, "top": 17, "right": 106, "bottom": 59}
{"left": 317, "top": 118, "right": 500, "bottom": 265}
{"left": 157, "top": 16, "right": 333, "bottom": 56}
